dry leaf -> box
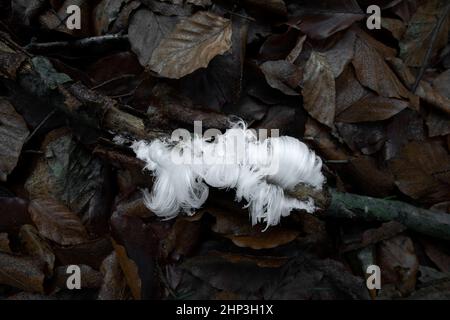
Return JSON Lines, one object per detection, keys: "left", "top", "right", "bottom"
{"left": 111, "top": 240, "right": 142, "bottom": 300}
{"left": 98, "top": 252, "right": 129, "bottom": 300}
{"left": 19, "top": 224, "right": 55, "bottom": 276}
{"left": 0, "top": 98, "right": 29, "bottom": 182}
{"left": 352, "top": 34, "right": 409, "bottom": 99}
{"left": 336, "top": 94, "right": 409, "bottom": 123}
{"left": 399, "top": 0, "right": 449, "bottom": 67}
{"left": 0, "top": 252, "right": 45, "bottom": 293}
{"left": 303, "top": 51, "right": 336, "bottom": 127}
{"left": 291, "top": 0, "right": 364, "bottom": 40}
{"left": 129, "top": 8, "right": 179, "bottom": 66}
{"left": 378, "top": 235, "right": 419, "bottom": 295}
{"left": 260, "top": 60, "right": 302, "bottom": 96}
{"left": 389, "top": 141, "right": 450, "bottom": 203}
{"left": 149, "top": 11, "right": 232, "bottom": 79}
{"left": 28, "top": 198, "right": 89, "bottom": 246}
{"left": 209, "top": 208, "right": 300, "bottom": 250}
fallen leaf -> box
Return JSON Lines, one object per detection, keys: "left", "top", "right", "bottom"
{"left": 181, "top": 254, "right": 277, "bottom": 295}
{"left": 336, "top": 122, "right": 386, "bottom": 155}
{"left": 93, "top": 0, "right": 129, "bottom": 35}
{"left": 381, "top": 17, "right": 406, "bottom": 40}
{"left": 389, "top": 140, "right": 450, "bottom": 203}
{"left": 28, "top": 198, "right": 89, "bottom": 246}
{"left": 322, "top": 30, "right": 356, "bottom": 78}
{"left": 335, "top": 65, "right": 370, "bottom": 114}
{"left": 209, "top": 207, "right": 300, "bottom": 250}
{"left": 111, "top": 240, "right": 142, "bottom": 300}
{"left": 352, "top": 33, "right": 409, "bottom": 99}
{"left": 19, "top": 224, "right": 55, "bottom": 276}
{"left": 399, "top": 0, "right": 449, "bottom": 67}
{"left": 149, "top": 11, "right": 232, "bottom": 79}
{"left": 128, "top": 8, "right": 179, "bottom": 66}
{"left": 336, "top": 94, "right": 409, "bottom": 123}
{"left": 0, "top": 252, "right": 45, "bottom": 293}
{"left": 302, "top": 51, "right": 336, "bottom": 127}
{"left": 290, "top": 1, "right": 364, "bottom": 39}
{"left": 161, "top": 218, "right": 201, "bottom": 261}
{"left": 98, "top": 252, "right": 129, "bottom": 300}
{"left": 378, "top": 235, "right": 419, "bottom": 295}
{"left": 260, "top": 60, "right": 302, "bottom": 96}
{"left": 25, "top": 128, "right": 105, "bottom": 217}
{"left": 264, "top": 253, "right": 370, "bottom": 299}
{"left": 0, "top": 98, "right": 29, "bottom": 182}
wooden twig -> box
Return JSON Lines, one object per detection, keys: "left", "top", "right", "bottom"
{"left": 326, "top": 189, "right": 450, "bottom": 241}
{"left": 24, "top": 34, "right": 129, "bottom": 54}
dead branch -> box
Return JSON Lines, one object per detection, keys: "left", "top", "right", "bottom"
{"left": 327, "top": 189, "right": 450, "bottom": 241}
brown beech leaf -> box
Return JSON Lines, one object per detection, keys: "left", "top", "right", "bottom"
{"left": 389, "top": 141, "right": 450, "bottom": 204}
{"left": 338, "top": 120, "right": 387, "bottom": 154}
{"left": 260, "top": 60, "right": 302, "bottom": 96}
{"left": 98, "top": 252, "right": 129, "bottom": 300}
{"left": 128, "top": 8, "right": 179, "bottom": 66}
{"left": 289, "top": 0, "right": 364, "bottom": 39}
{"left": 209, "top": 208, "right": 299, "bottom": 250}
{"left": 335, "top": 65, "right": 370, "bottom": 114}
{"left": 381, "top": 17, "right": 406, "bottom": 40}
{"left": 28, "top": 198, "right": 89, "bottom": 246}
{"left": 322, "top": 30, "right": 356, "bottom": 78}
{"left": 93, "top": 0, "right": 129, "bottom": 35}
{"left": 19, "top": 225, "right": 55, "bottom": 276}
{"left": 0, "top": 252, "right": 45, "bottom": 293}
{"left": 336, "top": 94, "right": 409, "bottom": 123}
{"left": 0, "top": 98, "right": 29, "bottom": 182}
{"left": 148, "top": 11, "right": 232, "bottom": 79}
{"left": 352, "top": 32, "right": 409, "bottom": 99}
{"left": 303, "top": 51, "right": 336, "bottom": 127}
{"left": 378, "top": 235, "right": 419, "bottom": 295}
{"left": 399, "top": 0, "right": 449, "bottom": 67}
